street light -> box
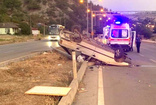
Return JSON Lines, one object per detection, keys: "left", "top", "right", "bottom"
{"left": 90, "top": 9, "right": 107, "bottom": 38}
{"left": 99, "top": 17, "right": 102, "bottom": 20}
{"left": 103, "top": 14, "right": 106, "bottom": 17}
{"left": 80, "top": 0, "right": 103, "bottom": 38}
{"left": 92, "top": 14, "right": 96, "bottom": 17}
{"left": 79, "top": 0, "right": 93, "bottom": 38}
{"left": 87, "top": 0, "right": 89, "bottom": 37}
{"left": 100, "top": 9, "right": 104, "bottom": 12}
{"left": 80, "top": 0, "right": 84, "bottom": 3}
{"left": 87, "top": 9, "right": 90, "bottom": 13}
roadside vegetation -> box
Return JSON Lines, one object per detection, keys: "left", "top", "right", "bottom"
{"left": 0, "top": 34, "right": 43, "bottom": 45}
{"left": 0, "top": 0, "right": 156, "bottom": 39}
{"left": 0, "top": 50, "right": 80, "bottom": 105}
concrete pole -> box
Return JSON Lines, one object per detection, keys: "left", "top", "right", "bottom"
{"left": 44, "top": 23, "right": 45, "bottom": 36}
{"left": 72, "top": 51, "right": 77, "bottom": 79}
{"left": 29, "top": 16, "right": 32, "bottom": 35}
{"left": 91, "top": 11, "right": 94, "bottom": 39}
{"left": 87, "top": 0, "right": 89, "bottom": 37}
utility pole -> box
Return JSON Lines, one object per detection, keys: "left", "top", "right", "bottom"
{"left": 91, "top": 11, "right": 94, "bottom": 38}
{"left": 44, "top": 23, "right": 45, "bottom": 36}
{"left": 87, "top": 0, "right": 89, "bottom": 37}
{"left": 29, "top": 15, "right": 32, "bottom": 35}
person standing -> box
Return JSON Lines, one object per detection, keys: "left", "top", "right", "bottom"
{"left": 135, "top": 34, "right": 142, "bottom": 53}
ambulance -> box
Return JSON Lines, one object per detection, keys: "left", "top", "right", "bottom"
{"left": 103, "top": 21, "right": 136, "bottom": 52}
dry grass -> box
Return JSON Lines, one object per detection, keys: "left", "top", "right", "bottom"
{"left": 0, "top": 50, "right": 80, "bottom": 105}
{"left": 0, "top": 35, "right": 43, "bottom": 45}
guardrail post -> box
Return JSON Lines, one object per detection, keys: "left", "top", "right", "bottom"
{"left": 72, "top": 51, "right": 77, "bottom": 79}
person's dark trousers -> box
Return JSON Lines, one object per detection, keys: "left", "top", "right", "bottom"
{"left": 136, "top": 42, "right": 141, "bottom": 53}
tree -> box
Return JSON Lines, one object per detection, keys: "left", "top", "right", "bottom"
{"left": 11, "top": 12, "right": 24, "bottom": 23}
{"left": 0, "top": 5, "right": 7, "bottom": 14}
{"left": 141, "top": 27, "right": 152, "bottom": 39}
{"left": 19, "top": 22, "right": 31, "bottom": 35}
{"left": 0, "top": 14, "right": 11, "bottom": 22}
{"left": 27, "top": 1, "right": 41, "bottom": 10}
{"left": 55, "top": 0, "right": 69, "bottom": 11}
{"left": 3, "top": 0, "right": 21, "bottom": 10}
{"left": 24, "top": 0, "right": 32, "bottom": 4}
{"left": 135, "top": 24, "right": 152, "bottom": 39}
{"left": 153, "top": 25, "right": 156, "bottom": 33}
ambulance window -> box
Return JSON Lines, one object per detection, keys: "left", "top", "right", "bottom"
{"left": 111, "top": 29, "right": 128, "bottom": 38}
{"left": 111, "top": 30, "right": 119, "bottom": 38}
{"left": 122, "top": 29, "right": 128, "bottom": 38}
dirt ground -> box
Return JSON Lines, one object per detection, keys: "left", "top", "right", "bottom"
{"left": 0, "top": 50, "right": 80, "bottom": 105}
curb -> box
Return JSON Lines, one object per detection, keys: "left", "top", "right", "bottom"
{"left": 58, "top": 61, "right": 88, "bottom": 105}
{"left": 0, "top": 52, "right": 42, "bottom": 67}
{"left": 142, "top": 40, "right": 156, "bottom": 44}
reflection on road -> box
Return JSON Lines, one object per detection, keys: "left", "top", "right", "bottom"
{"left": 47, "top": 41, "right": 60, "bottom": 48}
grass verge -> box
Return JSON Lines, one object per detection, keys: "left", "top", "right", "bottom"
{"left": 0, "top": 50, "right": 80, "bottom": 105}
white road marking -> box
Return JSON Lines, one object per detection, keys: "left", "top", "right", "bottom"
{"left": 139, "top": 54, "right": 144, "bottom": 57}
{"left": 150, "top": 59, "right": 156, "bottom": 63}
{"left": 98, "top": 67, "right": 105, "bottom": 105}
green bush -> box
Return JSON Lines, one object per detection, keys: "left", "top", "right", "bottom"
{"left": 141, "top": 28, "right": 152, "bottom": 39}
{"left": 55, "top": 0, "right": 68, "bottom": 11}
{"left": 19, "top": 22, "right": 31, "bottom": 35}
{"left": 153, "top": 25, "right": 156, "bottom": 33}
{"left": 42, "top": 0, "right": 47, "bottom": 5}
{"left": 27, "top": 1, "right": 41, "bottom": 10}
{"left": 3, "top": 0, "right": 21, "bottom": 10}
{"left": 24, "top": 0, "right": 32, "bottom": 4}
{"left": 11, "top": 13, "right": 24, "bottom": 23}
{"left": 65, "top": 19, "right": 75, "bottom": 31}
{"left": 135, "top": 24, "right": 152, "bottom": 39}
{"left": 0, "top": 5, "right": 7, "bottom": 14}
{"left": 48, "top": 19, "right": 57, "bottom": 25}
{"left": 46, "top": 9, "right": 57, "bottom": 17}
{"left": 0, "top": 14, "right": 11, "bottom": 22}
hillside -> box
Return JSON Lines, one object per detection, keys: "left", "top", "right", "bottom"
{"left": 1, "top": 0, "right": 155, "bottom": 36}
{"left": 0, "top": 0, "right": 94, "bottom": 31}
{"left": 124, "top": 11, "right": 156, "bottom": 21}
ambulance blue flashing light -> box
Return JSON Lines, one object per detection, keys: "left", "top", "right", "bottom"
{"left": 115, "top": 21, "right": 121, "bottom": 25}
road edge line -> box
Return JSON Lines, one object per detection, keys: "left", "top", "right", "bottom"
{"left": 98, "top": 66, "right": 105, "bottom": 105}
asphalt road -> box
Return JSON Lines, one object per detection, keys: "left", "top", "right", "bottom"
{"left": 0, "top": 39, "right": 60, "bottom": 62}
{"left": 73, "top": 41, "right": 156, "bottom": 105}
{"left": 0, "top": 39, "right": 156, "bottom": 105}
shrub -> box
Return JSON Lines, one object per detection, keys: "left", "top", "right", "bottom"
{"left": 19, "top": 22, "right": 31, "bottom": 35}
{"left": 141, "top": 28, "right": 152, "bottom": 39}
{"left": 153, "top": 25, "right": 156, "bottom": 33}
{"left": 27, "top": 1, "right": 41, "bottom": 10}
{"left": 24, "top": 0, "right": 32, "bottom": 4}
{"left": 3, "top": 0, "right": 21, "bottom": 10}
{"left": 42, "top": 0, "right": 47, "bottom": 5}
{"left": 55, "top": 0, "right": 68, "bottom": 11}
{"left": 135, "top": 24, "right": 152, "bottom": 39}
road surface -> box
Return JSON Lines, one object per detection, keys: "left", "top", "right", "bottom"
{"left": 0, "top": 39, "right": 155, "bottom": 105}
{"left": 73, "top": 41, "right": 156, "bottom": 105}
{"left": 0, "top": 39, "right": 59, "bottom": 62}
